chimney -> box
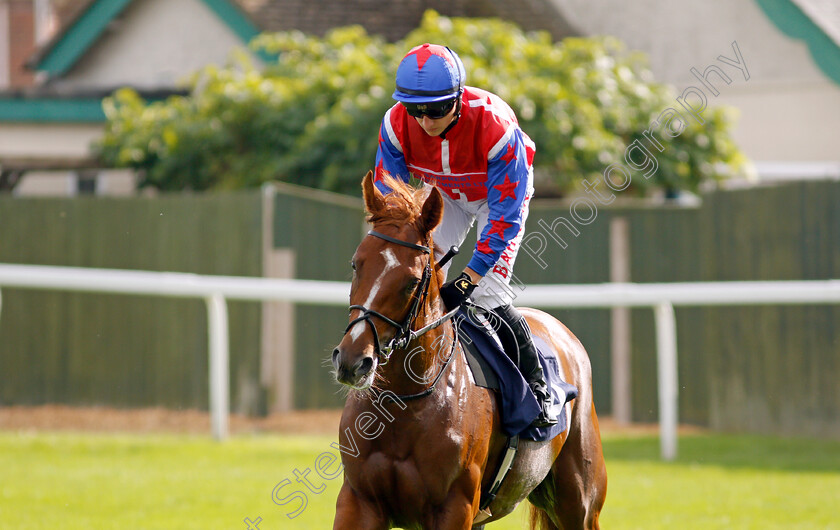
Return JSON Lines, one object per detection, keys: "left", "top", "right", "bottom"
{"left": 3, "top": 0, "right": 49, "bottom": 89}
{"left": 0, "top": 2, "right": 9, "bottom": 89}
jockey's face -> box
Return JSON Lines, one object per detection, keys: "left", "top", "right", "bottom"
{"left": 414, "top": 102, "right": 458, "bottom": 137}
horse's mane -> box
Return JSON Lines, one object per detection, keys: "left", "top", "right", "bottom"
{"left": 364, "top": 172, "right": 444, "bottom": 287}
{"left": 366, "top": 174, "right": 430, "bottom": 229}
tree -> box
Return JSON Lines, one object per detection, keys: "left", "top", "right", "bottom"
{"left": 96, "top": 10, "right": 746, "bottom": 196}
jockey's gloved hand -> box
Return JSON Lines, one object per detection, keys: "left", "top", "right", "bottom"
{"left": 440, "top": 272, "right": 478, "bottom": 311}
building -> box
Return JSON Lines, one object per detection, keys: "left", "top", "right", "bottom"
{"left": 555, "top": 0, "right": 840, "bottom": 180}
{"left": 0, "top": 0, "right": 265, "bottom": 195}
{"left": 1, "top": 0, "right": 838, "bottom": 195}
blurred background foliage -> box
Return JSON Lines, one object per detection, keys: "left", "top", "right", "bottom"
{"left": 96, "top": 10, "right": 747, "bottom": 197}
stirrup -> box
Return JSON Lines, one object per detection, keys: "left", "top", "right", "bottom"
{"left": 532, "top": 408, "right": 558, "bottom": 428}
{"left": 530, "top": 382, "right": 558, "bottom": 428}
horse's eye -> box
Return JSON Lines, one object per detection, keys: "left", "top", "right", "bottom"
{"left": 405, "top": 278, "right": 421, "bottom": 293}
{"left": 350, "top": 260, "right": 357, "bottom": 271}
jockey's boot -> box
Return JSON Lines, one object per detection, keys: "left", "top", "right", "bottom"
{"left": 492, "top": 304, "right": 558, "bottom": 428}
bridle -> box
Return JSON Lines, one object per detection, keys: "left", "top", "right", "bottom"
{"left": 345, "top": 230, "right": 434, "bottom": 363}
{"left": 344, "top": 229, "right": 462, "bottom": 360}
{"left": 342, "top": 229, "right": 466, "bottom": 401}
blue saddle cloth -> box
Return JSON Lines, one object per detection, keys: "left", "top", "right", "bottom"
{"left": 455, "top": 308, "right": 578, "bottom": 442}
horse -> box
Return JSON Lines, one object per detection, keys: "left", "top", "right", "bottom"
{"left": 331, "top": 171, "right": 607, "bottom": 529}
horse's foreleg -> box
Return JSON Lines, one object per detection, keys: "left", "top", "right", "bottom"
{"left": 333, "top": 482, "right": 388, "bottom": 530}
{"left": 428, "top": 477, "right": 484, "bottom": 529}
{"left": 427, "top": 499, "right": 475, "bottom": 530}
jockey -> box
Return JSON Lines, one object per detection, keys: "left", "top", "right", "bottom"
{"left": 374, "top": 43, "right": 556, "bottom": 428}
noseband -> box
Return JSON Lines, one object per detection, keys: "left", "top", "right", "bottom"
{"left": 345, "top": 230, "right": 433, "bottom": 362}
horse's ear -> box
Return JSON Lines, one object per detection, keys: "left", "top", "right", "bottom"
{"left": 362, "top": 170, "right": 385, "bottom": 215}
{"left": 420, "top": 187, "right": 444, "bottom": 236}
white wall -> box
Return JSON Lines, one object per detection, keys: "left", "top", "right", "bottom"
{"left": 12, "top": 170, "right": 76, "bottom": 196}
{"left": 0, "top": 122, "right": 103, "bottom": 158}
{"left": 717, "top": 79, "right": 840, "bottom": 162}
{"left": 551, "top": 0, "right": 840, "bottom": 164}
{"left": 554, "top": 0, "right": 825, "bottom": 85}
{"left": 54, "top": 0, "right": 252, "bottom": 90}
{"left": 0, "top": 122, "right": 139, "bottom": 197}
{"left": 12, "top": 169, "right": 137, "bottom": 197}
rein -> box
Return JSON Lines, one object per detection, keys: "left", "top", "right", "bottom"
{"left": 344, "top": 229, "right": 461, "bottom": 399}
{"left": 372, "top": 329, "right": 459, "bottom": 401}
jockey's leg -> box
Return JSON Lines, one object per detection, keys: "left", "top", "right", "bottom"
{"left": 469, "top": 170, "right": 555, "bottom": 426}
{"left": 492, "top": 303, "right": 558, "bottom": 428}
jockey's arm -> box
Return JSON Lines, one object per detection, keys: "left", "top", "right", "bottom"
{"left": 462, "top": 267, "right": 483, "bottom": 285}
{"left": 464, "top": 130, "right": 531, "bottom": 280}
{"left": 374, "top": 111, "right": 411, "bottom": 193}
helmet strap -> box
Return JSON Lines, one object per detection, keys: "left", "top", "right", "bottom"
{"left": 439, "top": 95, "right": 462, "bottom": 139}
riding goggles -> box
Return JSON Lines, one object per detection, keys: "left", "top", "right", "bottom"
{"left": 401, "top": 98, "right": 457, "bottom": 119}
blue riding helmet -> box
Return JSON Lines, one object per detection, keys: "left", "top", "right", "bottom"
{"left": 393, "top": 43, "right": 466, "bottom": 104}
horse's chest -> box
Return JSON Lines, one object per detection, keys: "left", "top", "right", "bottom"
{"left": 356, "top": 426, "right": 470, "bottom": 507}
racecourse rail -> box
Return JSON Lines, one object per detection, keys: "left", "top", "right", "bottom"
{"left": 2, "top": 263, "right": 839, "bottom": 460}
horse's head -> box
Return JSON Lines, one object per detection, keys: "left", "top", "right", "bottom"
{"left": 332, "top": 171, "right": 444, "bottom": 389}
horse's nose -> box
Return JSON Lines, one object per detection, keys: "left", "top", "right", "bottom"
{"left": 356, "top": 356, "right": 374, "bottom": 377}
{"left": 332, "top": 346, "right": 376, "bottom": 386}
{"left": 331, "top": 348, "right": 341, "bottom": 371}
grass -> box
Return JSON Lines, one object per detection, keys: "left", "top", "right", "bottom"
{"left": 602, "top": 433, "right": 840, "bottom": 529}
{"left": 0, "top": 429, "right": 839, "bottom": 529}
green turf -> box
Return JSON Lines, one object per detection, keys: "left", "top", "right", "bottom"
{"left": 0, "top": 430, "right": 838, "bottom": 529}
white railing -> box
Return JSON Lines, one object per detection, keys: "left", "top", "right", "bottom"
{"left": 516, "top": 280, "right": 840, "bottom": 460}
{"left": 0, "top": 263, "right": 348, "bottom": 441}
{"left": 1, "top": 263, "right": 839, "bottom": 459}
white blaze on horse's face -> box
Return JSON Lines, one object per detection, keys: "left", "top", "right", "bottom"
{"left": 349, "top": 248, "right": 399, "bottom": 342}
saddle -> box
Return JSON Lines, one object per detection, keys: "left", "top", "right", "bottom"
{"left": 454, "top": 307, "right": 579, "bottom": 517}
{"left": 454, "top": 307, "right": 578, "bottom": 441}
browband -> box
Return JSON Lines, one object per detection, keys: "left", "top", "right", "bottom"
{"left": 368, "top": 230, "right": 431, "bottom": 253}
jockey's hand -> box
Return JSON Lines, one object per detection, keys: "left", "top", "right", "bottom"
{"left": 440, "top": 272, "right": 478, "bottom": 311}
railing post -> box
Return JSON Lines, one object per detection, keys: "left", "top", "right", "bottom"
{"left": 206, "top": 294, "right": 230, "bottom": 441}
{"left": 610, "top": 216, "right": 632, "bottom": 424}
{"left": 654, "top": 301, "right": 679, "bottom": 461}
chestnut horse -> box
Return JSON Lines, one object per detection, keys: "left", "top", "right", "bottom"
{"left": 331, "top": 172, "right": 607, "bottom": 529}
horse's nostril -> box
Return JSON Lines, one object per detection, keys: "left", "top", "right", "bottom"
{"left": 357, "top": 356, "right": 374, "bottom": 376}
{"left": 332, "top": 348, "right": 341, "bottom": 368}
